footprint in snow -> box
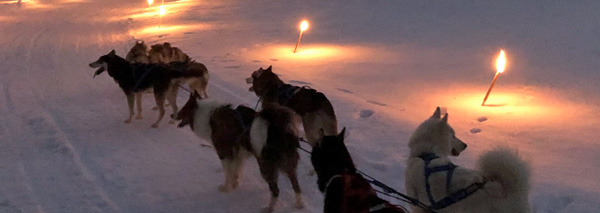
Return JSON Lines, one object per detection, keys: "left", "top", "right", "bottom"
{"left": 224, "top": 65, "right": 241, "bottom": 69}
{"left": 157, "top": 34, "right": 169, "bottom": 38}
{"left": 336, "top": 88, "right": 354, "bottom": 94}
{"left": 359, "top": 110, "right": 374, "bottom": 118}
{"left": 270, "top": 58, "right": 279, "bottom": 61}
{"left": 470, "top": 128, "right": 482, "bottom": 134}
{"left": 477, "top": 117, "right": 488, "bottom": 122}
{"left": 367, "top": 100, "right": 387, "bottom": 107}
{"left": 251, "top": 60, "right": 260, "bottom": 63}
{"left": 184, "top": 32, "right": 194, "bottom": 35}
{"left": 289, "top": 80, "right": 312, "bottom": 85}
{"left": 372, "top": 163, "right": 388, "bottom": 172}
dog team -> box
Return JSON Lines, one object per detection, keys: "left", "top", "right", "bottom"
{"left": 89, "top": 41, "right": 532, "bottom": 213}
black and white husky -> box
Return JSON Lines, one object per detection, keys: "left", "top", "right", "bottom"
{"left": 89, "top": 50, "right": 202, "bottom": 128}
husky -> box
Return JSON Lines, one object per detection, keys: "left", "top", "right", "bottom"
{"left": 125, "top": 40, "right": 150, "bottom": 63}
{"left": 250, "top": 103, "right": 305, "bottom": 213}
{"left": 149, "top": 42, "right": 190, "bottom": 64}
{"left": 311, "top": 128, "right": 407, "bottom": 213}
{"left": 174, "top": 91, "right": 256, "bottom": 192}
{"left": 88, "top": 50, "right": 197, "bottom": 128}
{"left": 246, "top": 66, "right": 337, "bottom": 147}
{"left": 405, "top": 107, "right": 531, "bottom": 213}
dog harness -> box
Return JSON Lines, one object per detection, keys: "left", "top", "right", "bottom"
{"left": 277, "top": 84, "right": 302, "bottom": 106}
{"left": 324, "top": 173, "right": 406, "bottom": 212}
{"left": 419, "top": 153, "right": 486, "bottom": 210}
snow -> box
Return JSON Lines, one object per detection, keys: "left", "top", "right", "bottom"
{"left": 1, "top": 0, "right": 599, "bottom": 212}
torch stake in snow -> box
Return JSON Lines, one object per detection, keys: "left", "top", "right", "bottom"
{"left": 293, "top": 20, "right": 309, "bottom": 53}
{"left": 158, "top": 5, "right": 165, "bottom": 28}
{"left": 482, "top": 50, "right": 506, "bottom": 106}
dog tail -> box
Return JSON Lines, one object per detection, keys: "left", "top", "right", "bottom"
{"left": 477, "top": 147, "right": 531, "bottom": 200}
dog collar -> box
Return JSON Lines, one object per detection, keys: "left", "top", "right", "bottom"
{"left": 324, "top": 174, "right": 343, "bottom": 195}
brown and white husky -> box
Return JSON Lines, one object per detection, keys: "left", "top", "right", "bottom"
{"left": 175, "top": 92, "right": 255, "bottom": 192}
{"left": 174, "top": 94, "right": 304, "bottom": 212}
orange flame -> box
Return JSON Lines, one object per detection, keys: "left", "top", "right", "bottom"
{"left": 148, "top": 0, "right": 153, "bottom": 7}
{"left": 496, "top": 50, "right": 506, "bottom": 73}
{"left": 300, "top": 20, "right": 309, "bottom": 32}
{"left": 159, "top": 5, "right": 165, "bottom": 16}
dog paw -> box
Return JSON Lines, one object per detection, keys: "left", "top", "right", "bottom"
{"left": 232, "top": 181, "right": 239, "bottom": 189}
{"left": 261, "top": 207, "right": 274, "bottom": 213}
{"left": 152, "top": 106, "right": 158, "bottom": 110}
{"left": 151, "top": 123, "right": 159, "bottom": 128}
{"left": 135, "top": 115, "right": 143, "bottom": 120}
{"left": 124, "top": 119, "right": 132, "bottom": 124}
{"left": 168, "top": 120, "right": 175, "bottom": 124}
{"left": 218, "top": 184, "right": 231, "bottom": 192}
{"left": 294, "top": 201, "right": 305, "bottom": 209}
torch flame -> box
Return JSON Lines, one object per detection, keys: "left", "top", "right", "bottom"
{"left": 496, "top": 50, "right": 506, "bottom": 73}
{"left": 159, "top": 5, "right": 165, "bottom": 16}
{"left": 148, "top": 0, "right": 153, "bottom": 7}
{"left": 300, "top": 20, "right": 309, "bottom": 32}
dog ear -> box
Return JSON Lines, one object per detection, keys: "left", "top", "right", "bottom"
{"left": 338, "top": 127, "right": 346, "bottom": 140}
{"left": 318, "top": 128, "right": 325, "bottom": 139}
{"left": 266, "top": 65, "right": 272, "bottom": 72}
{"left": 431, "top": 107, "right": 441, "bottom": 119}
{"left": 441, "top": 113, "right": 448, "bottom": 123}
{"left": 193, "top": 91, "right": 202, "bottom": 99}
{"left": 109, "top": 49, "right": 116, "bottom": 56}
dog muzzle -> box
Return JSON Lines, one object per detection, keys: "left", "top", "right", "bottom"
{"left": 245, "top": 77, "right": 253, "bottom": 84}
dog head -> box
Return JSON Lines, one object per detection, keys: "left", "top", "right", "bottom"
{"left": 130, "top": 40, "right": 148, "bottom": 53}
{"left": 245, "top": 66, "right": 281, "bottom": 96}
{"left": 174, "top": 91, "right": 202, "bottom": 129}
{"left": 311, "top": 127, "right": 355, "bottom": 192}
{"left": 89, "top": 50, "right": 117, "bottom": 78}
{"left": 409, "top": 107, "right": 467, "bottom": 157}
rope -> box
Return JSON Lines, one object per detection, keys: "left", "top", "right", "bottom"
{"left": 296, "top": 138, "right": 435, "bottom": 212}
{"left": 175, "top": 83, "right": 432, "bottom": 212}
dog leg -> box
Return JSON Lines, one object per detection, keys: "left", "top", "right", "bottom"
{"left": 167, "top": 86, "right": 178, "bottom": 124}
{"left": 230, "top": 155, "right": 245, "bottom": 189}
{"left": 135, "top": 92, "right": 143, "bottom": 119}
{"left": 259, "top": 160, "right": 279, "bottom": 213}
{"left": 285, "top": 166, "right": 304, "bottom": 209}
{"left": 125, "top": 93, "right": 135, "bottom": 123}
{"left": 219, "top": 159, "right": 233, "bottom": 192}
{"left": 151, "top": 95, "right": 166, "bottom": 128}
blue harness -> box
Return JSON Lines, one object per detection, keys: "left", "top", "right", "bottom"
{"left": 277, "top": 84, "right": 301, "bottom": 105}
{"left": 419, "top": 153, "right": 486, "bottom": 210}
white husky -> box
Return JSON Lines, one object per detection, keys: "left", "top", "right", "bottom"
{"left": 405, "top": 107, "right": 531, "bottom": 213}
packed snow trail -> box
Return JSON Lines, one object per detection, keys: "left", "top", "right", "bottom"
{"left": 2, "top": 1, "right": 600, "bottom": 213}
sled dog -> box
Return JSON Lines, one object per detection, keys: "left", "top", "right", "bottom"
{"left": 175, "top": 95, "right": 304, "bottom": 213}
{"left": 88, "top": 50, "right": 195, "bottom": 127}
{"left": 405, "top": 107, "right": 531, "bottom": 213}
{"left": 175, "top": 91, "right": 256, "bottom": 192}
{"left": 250, "top": 103, "right": 305, "bottom": 213}
{"left": 125, "top": 40, "right": 150, "bottom": 63}
{"left": 311, "top": 128, "right": 406, "bottom": 213}
{"left": 149, "top": 42, "right": 190, "bottom": 64}
{"left": 246, "top": 66, "right": 337, "bottom": 147}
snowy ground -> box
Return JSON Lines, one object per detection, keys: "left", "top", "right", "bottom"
{"left": 1, "top": 0, "right": 599, "bottom": 212}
